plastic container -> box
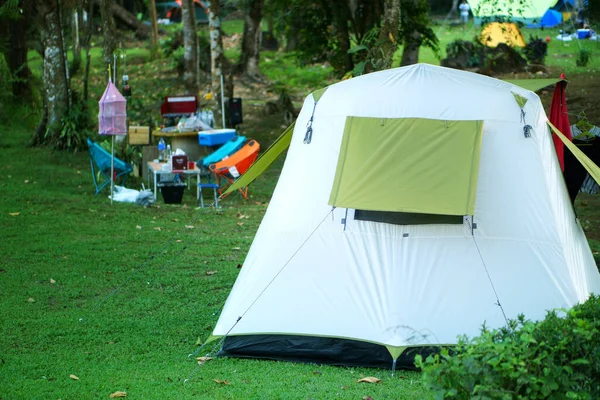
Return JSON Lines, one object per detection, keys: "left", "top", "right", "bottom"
{"left": 577, "top": 29, "right": 591, "bottom": 39}
{"left": 158, "top": 137, "right": 166, "bottom": 162}
{"left": 158, "top": 182, "right": 186, "bottom": 204}
{"left": 198, "top": 128, "right": 236, "bottom": 146}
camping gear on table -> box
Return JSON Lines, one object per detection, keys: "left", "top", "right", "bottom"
{"left": 207, "top": 64, "right": 600, "bottom": 369}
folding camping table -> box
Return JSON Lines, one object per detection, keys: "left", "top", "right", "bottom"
{"left": 147, "top": 161, "right": 202, "bottom": 203}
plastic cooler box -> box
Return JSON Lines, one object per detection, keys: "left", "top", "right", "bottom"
{"left": 198, "top": 129, "right": 236, "bottom": 146}
{"left": 577, "top": 29, "right": 591, "bottom": 39}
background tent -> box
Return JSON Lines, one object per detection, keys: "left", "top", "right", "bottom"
{"left": 527, "top": 9, "right": 563, "bottom": 28}
{"left": 208, "top": 64, "right": 600, "bottom": 369}
{"left": 480, "top": 22, "right": 526, "bottom": 47}
{"left": 467, "top": 0, "right": 558, "bottom": 25}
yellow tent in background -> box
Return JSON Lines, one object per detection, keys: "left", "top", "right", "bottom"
{"left": 479, "top": 22, "right": 526, "bottom": 47}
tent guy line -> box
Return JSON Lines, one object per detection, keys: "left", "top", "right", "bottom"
{"left": 470, "top": 228, "right": 510, "bottom": 327}
{"left": 183, "top": 208, "right": 335, "bottom": 382}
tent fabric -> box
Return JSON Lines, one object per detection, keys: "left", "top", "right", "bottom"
{"left": 504, "top": 78, "right": 563, "bottom": 93}
{"left": 221, "top": 79, "right": 559, "bottom": 195}
{"left": 527, "top": 9, "right": 563, "bottom": 28}
{"left": 328, "top": 117, "right": 483, "bottom": 215}
{"left": 480, "top": 22, "right": 526, "bottom": 48}
{"left": 211, "top": 64, "right": 600, "bottom": 368}
{"left": 549, "top": 77, "right": 572, "bottom": 171}
{"left": 468, "top": 0, "right": 558, "bottom": 24}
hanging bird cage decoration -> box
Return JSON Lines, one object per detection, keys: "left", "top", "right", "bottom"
{"left": 98, "top": 79, "right": 127, "bottom": 135}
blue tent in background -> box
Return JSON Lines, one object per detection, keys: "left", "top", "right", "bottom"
{"left": 527, "top": 9, "right": 563, "bottom": 28}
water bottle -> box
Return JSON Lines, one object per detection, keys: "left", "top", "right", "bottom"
{"left": 158, "top": 137, "right": 166, "bottom": 162}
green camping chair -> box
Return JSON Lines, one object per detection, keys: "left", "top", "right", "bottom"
{"left": 87, "top": 138, "right": 133, "bottom": 195}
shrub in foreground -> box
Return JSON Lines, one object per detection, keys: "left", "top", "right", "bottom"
{"left": 416, "top": 294, "right": 600, "bottom": 399}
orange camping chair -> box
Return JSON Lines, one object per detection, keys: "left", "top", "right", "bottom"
{"left": 208, "top": 140, "right": 260, "bottom": 199}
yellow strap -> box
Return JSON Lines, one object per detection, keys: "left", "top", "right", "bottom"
{"left": 547, "top": 121, "right": 600, "bottom": 186}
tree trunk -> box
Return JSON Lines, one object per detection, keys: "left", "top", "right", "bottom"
{"left": 208, "top": 0, "right": 224, "bottom": 125}
{"left": 449, "top": 0, "right": 459, "bottom": 17}
{"left": 147, "top": 0, "right": 159, "bottom": 60}
{"left": 83, "top": 0, "right": 95, "bottom": 102}
{"left": 238, "top": 0, "right": 264, "bottom": 79}
{"left": 363, "top": 0, "right": 400, "bottom": 73}
{"left": 182, "top": 0, "right": 199, "bottom": 96}
{"left": 400, "top": 30, "right": 420, "bottom": 66}
{"left": 400, "top": 0, "right": 430, "bottom": 67}
{"left": 330, "top": 0, "right": 354, "bottom": 73}
{"left": 93, "top": 0, "right": 151, "bottom": 39}
{"left": 2, "top": 0, "right": 32, "bottom": 99}
{"left": 101, "top": 0, "right": 117, "bottom": 75}
{"left": 71, "top": 1, "right": 83, "bottom": 75}
{"left": 32, "top": 0, "right": 70, "bottom": 146}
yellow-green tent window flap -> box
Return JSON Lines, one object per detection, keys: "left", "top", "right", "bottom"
{"left": 329, "top": 117, "right": 484, "bottom": 216}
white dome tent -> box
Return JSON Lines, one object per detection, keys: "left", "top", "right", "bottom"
{"left": 206, "top": 64, "right": 600, "bottom": 369}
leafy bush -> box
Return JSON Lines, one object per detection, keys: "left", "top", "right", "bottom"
{"left": 44, "top": 94, "right": 93, "bottom": 152}
{"left": 576, "top": 49, "right": 592, "bottom": 67}
{"left": 523, "top": 36, "right": 548, "bottom": 65}
{"left": 416, "top": 294, "right": 600, "bottom": 399}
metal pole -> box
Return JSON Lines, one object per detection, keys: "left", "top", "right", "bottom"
{"left": 111, "top": 135, "right": 114, "bottom": 205}
{"left": 220, "top": 74, "right": 226, "bottom": 129}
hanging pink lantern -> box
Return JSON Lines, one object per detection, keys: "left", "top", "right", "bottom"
{"left": 98, "top": 80, "right": 127, "bottom": 135}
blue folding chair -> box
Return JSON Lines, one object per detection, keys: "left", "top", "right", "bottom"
{"left": 198, "top": 135, "right": 246, "bottom": 168}
{"left": 87, "top": 138, "right": 133, "bottom": 195}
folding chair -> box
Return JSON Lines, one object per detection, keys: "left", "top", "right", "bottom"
{"left": 87, "top": 138, "right": 134, "bottom": 195}
{"left": 198, "top": 135, "right": 246, "bottom": 168}
{"left": 207, "top": 140, "right": 260, "bottom": 199}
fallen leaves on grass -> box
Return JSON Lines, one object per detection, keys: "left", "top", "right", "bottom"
{"left": 185, "top": 225, "right": 194, "bottom": 229}
{"left": 363, "top": 396, "right": 374, "bottom": 400}
{"left": 357, "top": 377, "right": 381, "bottom": 384}
{"left": 136, "top": 225, "right": 142, "bottom": 229}
{"left": 109, "top": 391, "right": 127, "bottom": 398}
{"left": 237, "top": 213, "right": 249, "bottom": 219}
{"left": 197, "top": 356, "right": 213, "bottom": 365}
{"left": 205, "top": 270, "right": 217, "bottom": 276}
{"left": 27, "top": 297, "right": 35, "bottom": 303}
{"left": 69, "top": 374, "right": 79, "bottom": 380}
{"left": 213, "top": 379, "right": 230, "bottom": 385}
{"left": 50, "top": 278, "right": 56, "bottom": 284}
{"left": 9, "top": 212, "right": 19, "bottom": 216}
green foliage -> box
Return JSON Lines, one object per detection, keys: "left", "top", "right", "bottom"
{"left": 576, "top": 49, "right": 592, "bottom": 67}
{"left": 417, "top": 295, "right": 600, "bottom": 399}
{"left": 523, "top": 36, "right": 548, "bottom": 65}
{"left": 0, "top": 0, "right": 20, "bottom": 19}
{"left": 399, "top": 0, "right": 439, "bottom": 57}
{"left": 99, "top": 138, "right": 143, "bottom": 166}
{"left": 45, "top": 98, "right": 93, "bottom": 152}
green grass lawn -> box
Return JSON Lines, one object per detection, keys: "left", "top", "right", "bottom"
{"left": 0, "top": 126, "right": 427, "bottom": 398}
{"left": 3, "top": 18, "right": 600, "bottom": 399}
